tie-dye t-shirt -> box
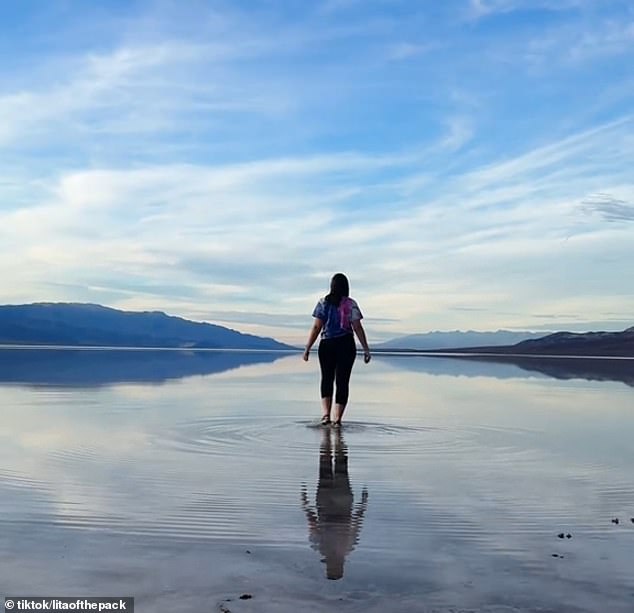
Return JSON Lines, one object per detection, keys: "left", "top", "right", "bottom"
{"left": 312, "top": 297, "right": 363, "bottom": 339}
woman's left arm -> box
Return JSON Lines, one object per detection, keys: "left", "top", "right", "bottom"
{"left": 351, "top": 320, "right": 371, "bottom": 363}
{"left": 303, "top": 318, "right": 324, "bottom": 361}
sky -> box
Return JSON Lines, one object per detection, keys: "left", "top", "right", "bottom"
{"left": 1, "top": 0, "right": 633, "bottom": 345}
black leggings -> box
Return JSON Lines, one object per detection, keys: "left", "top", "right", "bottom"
{"left": 318, "top": 334, "right": 357, "bottom": 405}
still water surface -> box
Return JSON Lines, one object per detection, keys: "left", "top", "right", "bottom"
{"left": 1, "top": 349, "right": 633, "bottom": 612}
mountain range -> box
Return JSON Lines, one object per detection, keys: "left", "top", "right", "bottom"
{"left": 0, "top": 303, "right": 292, "bottom": 350}
{"left": 376, "top": 330, "right": 547, "bottom": 350}
{"left": 1, "top": 303, "right": 632, "bottom": 357}
{"left": 447, "top": 328, "right": 634, "bottom": 357}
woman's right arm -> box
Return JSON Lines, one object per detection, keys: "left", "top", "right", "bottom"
{"left": 303, "top": 318, "right": 324, "bottom": 361}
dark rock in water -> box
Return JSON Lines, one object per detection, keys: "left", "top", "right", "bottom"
{"left": 557, "top": 533, "right": 565, "bottom": 539}
{"left": 612, "top": 518, "right": 620, "bottom": 524}
{"left": 239, "top": 594, "right": 253, "bottom": 600}
{"left": 631, "top": 518, "right": 634, "bottom": 524}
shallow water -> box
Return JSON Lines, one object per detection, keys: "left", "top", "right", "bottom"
{"left": 1, "top": 349, "right": 633, "bottom": 612}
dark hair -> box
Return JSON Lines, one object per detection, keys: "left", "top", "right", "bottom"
{"left": 325, "top": 273, "right": 350, "bottom": 306}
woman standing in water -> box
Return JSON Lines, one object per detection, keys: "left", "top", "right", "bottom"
{"left": 303, "top": 273, "right": 371, "bottom": 426}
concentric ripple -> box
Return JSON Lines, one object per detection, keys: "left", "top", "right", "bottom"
{"left": 151, "top": 415, "right": 539, "bottom": 461}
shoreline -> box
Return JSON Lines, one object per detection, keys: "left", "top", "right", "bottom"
{"left": 373, "top": 350, "right": 634, "bottom": 361}
{"left": 1, "top": 344, "right": 633, "bottom": 360}
{"left": 0, "top": 344, "right": 298, "bottom": 353}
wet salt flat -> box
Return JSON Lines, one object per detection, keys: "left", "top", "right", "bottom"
{"left": 1, "top": 349, "right": 634, "bottom": 613}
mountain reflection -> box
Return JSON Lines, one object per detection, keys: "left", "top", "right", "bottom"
{"left": 377, "top": 354, "right": 634, "bottom": 388}
{"left": 301, "top": 427, "right": 368, "bottom": 580}
{"left": 0, "top": 348, "right": 287, "bottom": 387}
{"left": 487, "top": 355, "right": 634, "bottom": 387}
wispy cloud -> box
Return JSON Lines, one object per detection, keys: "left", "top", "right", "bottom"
{"left": 567, "top": 19, "right": 634, "bottom": 62}
{"left": 580, "top": 193, "right": 634, "bottom": 223}
{"left": 7, "top": 112, "right": 631, "bottom": 337}
{"left": 524, "top": 17, "right": 634, "bottom": 67}
{"left": 440, "top": 116, "right": 474, "bottom": 151}
{"left": 386, "top": 42, "right": 435, "bottom": 61}
{"left": 1, "top": 1, "right": 633, "bottom": 342}
{"left": 468, "top": 0, "right": 588, "bottom": 19}
{"left": 0, "top": 40, "right": 298, "bottom": 151}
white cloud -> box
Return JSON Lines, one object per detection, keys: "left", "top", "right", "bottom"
{"left": 567, "top": 19, "right": 634, "bottom": 62}
{"left": 468, "top": 0, "right": 588, "bottom": 19}
{"left": 387, "top": 42, "right": 435, "bottom": 61}
{"left": 440, "top": 116, "right": 474, "bottom": 151}
{"left": 0, "top": 37, "right": 304, "bottom": 152}
{"left": 4, "top": 109, "right": 632, "bottom": 341}
{"left": 1, "top": 1, "right": 633, "bottom": 342}
{"left": 524, "top": 17, "right": 634, "bottom": 68}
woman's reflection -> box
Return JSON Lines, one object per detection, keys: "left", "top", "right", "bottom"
{"left": 301, "top": 427, "right": 368, "bottom": 580}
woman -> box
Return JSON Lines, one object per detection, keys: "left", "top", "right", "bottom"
{"left": 303, "top": 273, "right": 371, "bottom": 426}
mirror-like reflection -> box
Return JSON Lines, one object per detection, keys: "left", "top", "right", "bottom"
{"left": 0, "top": 348, "right": 286, "bottom": 387}
{"left": 301, "top": 427, "right": 368, "bottom": 580}
{"left": 3, "top": 351, "right": 634, "bottom": 611}
{"left": 377, "top": 353, "right": 634, "bottom": 388}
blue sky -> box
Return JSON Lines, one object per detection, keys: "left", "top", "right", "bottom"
{"left": 1, "top": 0, "right": 633, "bottom": 344}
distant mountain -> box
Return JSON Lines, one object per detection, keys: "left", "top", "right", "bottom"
{"left": 377, "top": 330, "right": 547, "bottom": 351}
{"left": 0, "top": 303, "right": 293, "bottom": 350}
{"left": 441, "top": 327, "right": 634, "bottom": 358}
